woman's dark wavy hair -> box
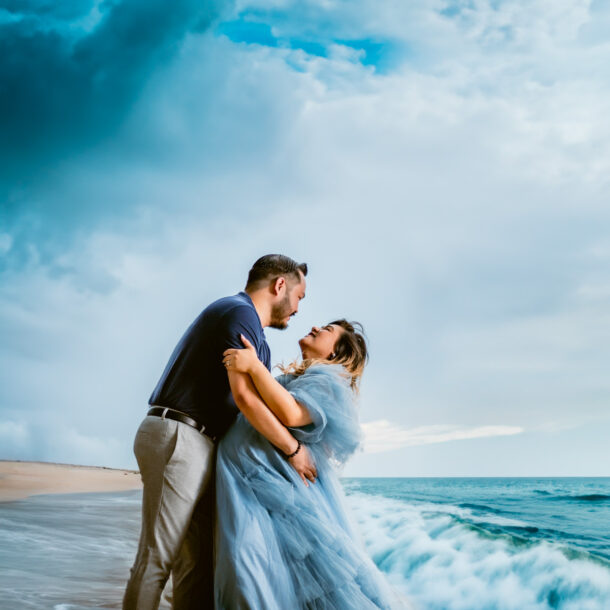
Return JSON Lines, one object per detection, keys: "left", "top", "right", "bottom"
{"left": 279, "top": 319, "right": 369, "bottom": 391}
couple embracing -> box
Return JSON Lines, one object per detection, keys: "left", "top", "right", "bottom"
{"left": 123, "top": 254, "right": 399, "bottom": 610}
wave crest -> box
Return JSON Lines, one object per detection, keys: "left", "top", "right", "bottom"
{"left": 346, "top": 491, "right": 610, "bottom": 610}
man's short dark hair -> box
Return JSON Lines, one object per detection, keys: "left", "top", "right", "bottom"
{"left": 245, "top": 254, "right": 308, "bottom": 290}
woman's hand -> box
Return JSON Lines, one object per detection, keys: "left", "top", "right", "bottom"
{"left": 223, "top": 334, "right": 261, "bottom": 375}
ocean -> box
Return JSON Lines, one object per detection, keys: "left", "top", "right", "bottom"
{"left": 344, "top": 478, "right": 610, "bottom": 610}
{"left": 0, "top": 478, "right": 609, "bottom": 609}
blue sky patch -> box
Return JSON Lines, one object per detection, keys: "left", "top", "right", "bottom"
{"left": 215, "top": 17, "right": 401, "bottom": 72}
{"left": 336, "top": 38, "right": 402, "bottom": 73}
{"left": 215, "top": 19, "right": 279, "bottom": 48}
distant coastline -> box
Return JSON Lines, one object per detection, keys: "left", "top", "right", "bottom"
{"left": 0, "top": 460, "right": 142, "bottom": 502}
{"left": 1, "top": 460, "right": 606, "bottom": 504}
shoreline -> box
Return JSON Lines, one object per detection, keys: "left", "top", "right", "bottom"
{"left": 0, "top": 460, "right": 142, "bottom": 502}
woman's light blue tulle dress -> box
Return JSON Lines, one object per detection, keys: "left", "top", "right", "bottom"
{"left": 214, "top": 364, "right": 396, "bottom": 610}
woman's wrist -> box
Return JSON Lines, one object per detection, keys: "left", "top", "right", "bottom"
{"left": 284, "top": 439, "right": 302, "bottom": 459}
{"left": 249, "top": 358, "right": 265, "bottom": 377}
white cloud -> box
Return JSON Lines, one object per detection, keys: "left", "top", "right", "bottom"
{"left": 2, "top": 0, "right": 609, "bottom": 474}
{"left": 361, "top": 420, "right": 524, "bottom": 453}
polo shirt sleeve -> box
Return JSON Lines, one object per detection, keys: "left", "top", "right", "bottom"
{"left": 219, "top": 304, "right": 262, "bottom": 353}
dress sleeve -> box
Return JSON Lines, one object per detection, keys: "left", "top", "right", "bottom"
{"left": 280, "top": 365, "right": 362, "bottom": 464}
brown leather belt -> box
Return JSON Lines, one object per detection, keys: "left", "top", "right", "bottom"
{"left": 147, "top": 407, "right": 216, "bottom": 442}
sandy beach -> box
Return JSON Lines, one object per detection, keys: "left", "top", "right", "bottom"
{"left": 0, "top": 460, "right": 142, "bottom": 502}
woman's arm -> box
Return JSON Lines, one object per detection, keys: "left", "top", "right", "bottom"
{"left": 248, "top": 359, "right": 312, "bottom": 427}
{"left": 223, "top": 335, "right": 312, "bottom": 427}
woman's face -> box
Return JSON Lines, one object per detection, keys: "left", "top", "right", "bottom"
{"left": 298, "top": 324, "right": 343, "bottom": 360}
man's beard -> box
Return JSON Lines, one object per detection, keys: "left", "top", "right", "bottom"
{"left": 269, "top": 294, "right": 292, "bottom": 330}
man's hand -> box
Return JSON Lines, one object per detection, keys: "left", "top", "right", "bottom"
{"left": 288, "top": 444, "right": 317, "bottom": 487}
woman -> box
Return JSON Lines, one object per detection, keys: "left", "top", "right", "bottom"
{"left": 215, "top": 319, "right": 399, "bottom": 609}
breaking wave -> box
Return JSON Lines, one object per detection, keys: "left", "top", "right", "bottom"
{"left": 346, "top": 492, "right": 610, "bottom": 610}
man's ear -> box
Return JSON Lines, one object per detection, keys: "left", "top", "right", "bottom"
{"left": 273, "top": 276, "right": 286, "bottom": 295}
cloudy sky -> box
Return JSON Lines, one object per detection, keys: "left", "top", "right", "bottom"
{"left": 1, "top": 0, "right": 609, "bottom": 476}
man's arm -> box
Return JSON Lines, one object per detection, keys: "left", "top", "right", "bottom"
{"left": 228, "top": 369, "right": 317, "bottom": 485}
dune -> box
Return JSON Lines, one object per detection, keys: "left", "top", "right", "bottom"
{"left": 0, "top": 460, "right": 142, "bottom": 502}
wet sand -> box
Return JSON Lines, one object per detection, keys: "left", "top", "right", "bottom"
{"left": 0, "top": 460, "right": 142, "bottom": 502}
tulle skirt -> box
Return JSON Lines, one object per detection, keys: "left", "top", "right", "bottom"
{"left": 214, "top": 414, "right": 396, "bottom": 610}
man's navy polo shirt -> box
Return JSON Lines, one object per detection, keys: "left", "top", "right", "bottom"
{"left": 148, "top": 291, "right": 271, "bottom": 440}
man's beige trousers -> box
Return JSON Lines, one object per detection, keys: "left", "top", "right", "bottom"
{"left": 123, "top": 414, "right": 215, "bottom": 610}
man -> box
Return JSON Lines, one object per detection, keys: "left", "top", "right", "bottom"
{"left": 123, "top": 254, "right": 316, "bottom": 610}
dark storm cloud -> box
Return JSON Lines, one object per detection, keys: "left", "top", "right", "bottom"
{"left": 0, "top": 0, "right": 96, "bottom": 20}
{"left": 0, "top": 0, "right": 222, "bottom": 180}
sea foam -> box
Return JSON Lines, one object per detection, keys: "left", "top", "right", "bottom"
{"left": 346, "top": 492, "right": 610, "bottom": 610}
